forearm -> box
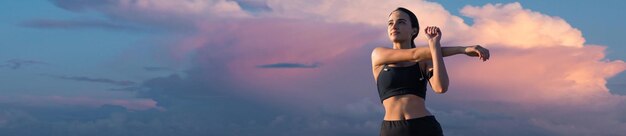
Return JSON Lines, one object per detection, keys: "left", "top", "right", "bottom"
{"left": 442, "top": 46, "right": 466, "bottom": 57}
{"left": 428, "top": 40, "right": 449, "bottom": 93}
{"left": 412, "top": 46, "right": 466, "bottom": 62}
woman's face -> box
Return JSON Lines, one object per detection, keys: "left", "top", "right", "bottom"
{"left": 387, "top": 11, "right": 415, "bottom": 43}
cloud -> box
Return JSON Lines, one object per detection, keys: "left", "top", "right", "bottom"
{"left": 460, "top": 2, "right": 585, "bottom": 48}
{"left": 256, "top": 62, "right": 320, "bottom": 68}
{"left": 0, "top": 59, "right": 48, "bottom": 70}
{"left": 165, "top": 1, "right": 626, "bottom": 135}
{"left": 431, "top": 45, "right": 626, "bottom": 135}
{"left": 142, "top": 66, "right": 173, "bottom": 72}
{"left": 48, "top": 0, "right": 251, "bottom": 31}
{"left": 0, "top": 95, "right": 163, "bottom": 111}
{"left": 7, "top": 0, "right": 625, "bottom": 135}
{"left": 50, "top": 0, "right": 248, "bottom": 17}
{"left": 40, "top": 74, "right": 137, "bottom": 86}
{"left": 19, "top": 19, "right": 141, "bottom": 31}
{"left": 429, "top": 108, "right": 555, "bottom": 136}
{"left": 125, "top": 69, "right": 383, "bottom": 135}
{"left": 443, "top": 46, "right": 626, "bottom": 105}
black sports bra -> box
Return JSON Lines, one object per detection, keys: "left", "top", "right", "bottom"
{"left": 376, "top": 63, "right": 432, "bottom": 103}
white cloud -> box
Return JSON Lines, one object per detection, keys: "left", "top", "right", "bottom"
{"left": 461, "top": 2, "right": 585, "bottom": 48}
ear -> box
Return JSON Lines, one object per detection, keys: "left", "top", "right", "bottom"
{"left": 412, "top": 28, "right": 418, "bottom": 36}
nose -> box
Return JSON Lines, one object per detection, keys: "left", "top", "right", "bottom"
{"left": 390, "top": 23, "right": 398, "bottom": 32}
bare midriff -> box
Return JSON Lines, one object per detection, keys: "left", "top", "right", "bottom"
{"left": 382, "top": 94, "right": 431, "bottom": 121}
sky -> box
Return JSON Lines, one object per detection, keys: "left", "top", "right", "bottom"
{"left": 0, "top": 0, "right": 625, "bottom": 136}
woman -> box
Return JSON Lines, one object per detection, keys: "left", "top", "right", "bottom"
{"left": 371, "top": 7, "right": 490, "bottom": 136}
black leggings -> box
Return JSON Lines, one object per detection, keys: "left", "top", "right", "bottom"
{"left": 380, "top": 115, "right": 443, "bottom": 136}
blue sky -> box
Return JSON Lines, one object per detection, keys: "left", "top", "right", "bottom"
{"left": 1, "top": 0, "right": 625, "bottom": 135}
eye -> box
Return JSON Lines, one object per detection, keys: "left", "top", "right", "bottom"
{"left": 388, "top": 22, "right": 393, "bottom": 26}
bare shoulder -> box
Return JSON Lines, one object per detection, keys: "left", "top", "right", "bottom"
{"left": 371, "top": 47, "right": 392, "bottom": 54}
{"left": 371, "top": 47, "right": 391, "bottom": 78}
{"left": 371, "top": 47, "right": 391, "bottom": 65}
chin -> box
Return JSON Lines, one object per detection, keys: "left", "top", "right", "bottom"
{"left": 389, "top": 37, "right": 404, "bottom": 43}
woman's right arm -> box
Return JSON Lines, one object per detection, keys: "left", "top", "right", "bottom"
{"left": 370, "top": 47, "right": 430, "bottom": 67}
{"left": 370, "top": 45, "right": 489, "bottom": 67}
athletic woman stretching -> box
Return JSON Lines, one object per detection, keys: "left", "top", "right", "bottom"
{"left": 371, "top": 7, "right": 490, "bottom": 136}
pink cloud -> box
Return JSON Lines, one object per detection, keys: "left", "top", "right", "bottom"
{"left": 180, "top": 18, "right": 381, "bottom": 106}
{"left": 49, "top": 0, "right": 626, "bottom": 135}
{"left": 50, "top": 0, "right": 251, "bottom": 32}
{"left": 461, "top": 2, "right": 585, "bottom": 48}
{"left": 147, "top": 2, "right": 626, "bottom": 134}
{"left": 444, "top": 46, "right": 626, "bottom": 106}
{"left": 262, "top": 0, "right": 472, "bottom": 45}
{"left": 200, "top": 2, "right": 624, "bottom": 135}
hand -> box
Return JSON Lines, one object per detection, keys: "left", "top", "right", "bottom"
{"left": 464, "top": 45, "right": 490, "bottom": 61}
{"left": 425, "top": 26, "right": 441, "bottom": 42}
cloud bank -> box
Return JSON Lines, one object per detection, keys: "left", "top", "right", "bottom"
{"left": 4, "top": 0, "right": 624, "bottom": 135}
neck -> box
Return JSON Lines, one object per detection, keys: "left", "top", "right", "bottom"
{"left": 392, "top": 40, "right": 412, "bottom": 49}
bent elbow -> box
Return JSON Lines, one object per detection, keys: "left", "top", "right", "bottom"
{"left": 434, "top": 88, "right": 447, "bottom": 94}
{"left": 433, "top": 85, "right": 448, "bottom": 94}
{"left": 431, "top": 77, "right": 449, "bottom": 94}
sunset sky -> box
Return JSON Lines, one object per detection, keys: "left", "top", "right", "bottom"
{"left": 1, "top": 0, "right": 625, "bottom": 135}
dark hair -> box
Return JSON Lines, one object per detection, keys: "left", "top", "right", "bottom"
{"left": 391, "top": 7, "right": 419, "bottom": 48}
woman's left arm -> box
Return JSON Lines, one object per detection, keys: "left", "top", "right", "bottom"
{"left": 411, "top": 45, "right": 490, "bottom": 62}
{"left": 425, "top": 26, "right": 449, "bottom": 94}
